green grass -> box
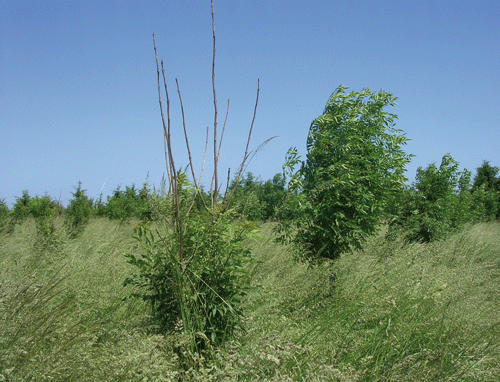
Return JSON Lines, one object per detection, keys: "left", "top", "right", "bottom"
{"left": 1, "top": 218, "right": 499, "bottom": 381}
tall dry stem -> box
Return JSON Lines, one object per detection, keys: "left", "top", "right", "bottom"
{"left": 134, "top": 0, "right": 261, "bottom": 351}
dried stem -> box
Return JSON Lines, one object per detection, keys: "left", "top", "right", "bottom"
{"left": 217, "top": 100, "right": 230, "bottom": 168}
{"left": 154, "top": 34, "right": 184, "bottom": 272}
{"left": 175, "top": 78, "right": 198, "bottom": 190}
{"left": 242, "top": 78, "right": 260, "bottom": 171}
{"left": 153, "top": 34, "right": 172, "bottom": 191}
{"left": 211, "top": 0, "right": 218, "bottom": 205}
{"left": 223, "top": 168, "right": 231, "bottom": 201}
{"left": 211, "top": 99, "right": 230, "bottom": 197}
{"left": 160, "top": 61, "right": 175, "bottom": 191}
{"left": 199, "top": 126, "right": 209, "bottom": 186}
{"left": 176, "top": 79, "right": 210, "bottom": 214}
{"left": 224, "top": 79, "right": 260, "bottom": 208}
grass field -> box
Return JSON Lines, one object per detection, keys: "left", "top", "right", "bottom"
{"left": 1, "top": 218, "right": 499, "bottom": 381}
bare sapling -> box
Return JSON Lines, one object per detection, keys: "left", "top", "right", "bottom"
{"left": 125, "top": 0, "right": 261, "bottom": 355}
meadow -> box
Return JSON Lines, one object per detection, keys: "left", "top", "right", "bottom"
{"left": 1, "top": 217, "right": 499, "bottom": 381}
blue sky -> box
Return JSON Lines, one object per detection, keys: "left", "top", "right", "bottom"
{"left": 1, "top": 0, "right": 499, "bottom": 207}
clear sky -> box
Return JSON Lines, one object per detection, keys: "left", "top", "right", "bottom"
{"left": 1, "top": 0, "right": 499, "bottom": 207}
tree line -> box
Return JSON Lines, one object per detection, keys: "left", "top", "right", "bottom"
{"left": 1, "top": 87, "right": 499, "bottom": 257}
{"left": 1, "top": 155, "right": 498, "bottom": 246}
{"left": 0, "top": 172, "right": 287, "bottom": 235}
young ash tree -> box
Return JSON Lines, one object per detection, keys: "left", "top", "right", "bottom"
{"left": 276, "top": 86, "right": 412, "bottom": 261}
{"left": 124, "top": 0, "right": 260, "bottom": 354}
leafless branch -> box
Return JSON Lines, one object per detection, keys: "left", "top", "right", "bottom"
{"left": 199, "top": 126, "right": 209, "bottom": 186}
{"left": 224, "top": 79, "right": 260, "bottom": 208}
{"left": 217, "top": 99, "right": 230, "bottom": 168}
{"left": 211, "top": 0, "right": 218, "bottom": 204}
{"left": 175, "top": 78, "right": 198, "bottom": 190}
{"left": 153, "top": 33, "right": 172, "bottom": 191}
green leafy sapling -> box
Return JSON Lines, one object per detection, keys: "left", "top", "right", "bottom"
{"left": 276, "top": 86, "right": 412, "bottom": 261}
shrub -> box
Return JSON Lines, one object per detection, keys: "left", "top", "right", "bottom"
{"left": 125, "top": 174, "right": 257, "bottom": 348}
{"left": 471, "top": 183, "right": 499, "bottom": 220}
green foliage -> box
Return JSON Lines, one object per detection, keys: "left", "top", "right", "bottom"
{"left": 227, "top": 173, "right": 265, "bottom": 221}
{"left": 92, "top": 194, "right": 106, "bottom": 217}
{"left": 28, "top": 194, "right": 60, "bottom": 220}
{"left": 125, "top": 173, "right": 257, "bottom": 350}
{"left": 145, "top": 179, "right": 176, "bottom": 222}
{"left": 276, "top": 86, "right": 412, "bottom": 261}
{"left": 10, "top": 190, "right": 31, "bottom": 224}
{"left": 0, "top": 199, "right": 8, "bottom": 233}
{"left": 7, "top": 191, "right": 62, "bottom": 243}
{"left": 472, "top": 160, "right": 500, "bottom": 192}
{"left": 28, "top": 194, "right": 62, "bottom": 247}
{"left": 260, "top": 173, "right": 287, "bottom": 221}
{"left": 226, "top": 172, "right": 288, "bottom": 222}
{"left": 65, "top": 182, "right": 94, "bottom": 237}
{"left": 472, "top": 160, "right": 500, "bottom": 218}
{"left": 471, "top": 183, "right": 499, "bottom": 220}
{"left": 104, "top": 183, "right": 151, "bottom": 221}
{"left": 389, "top": 154, "right": 495, "bottom": 242}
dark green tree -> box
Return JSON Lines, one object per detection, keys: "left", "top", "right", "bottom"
{"left": 471, "top": 161, "right": 500, "bottom": 193}
{"left": 260, "top": 173, "right": 287, "bottom": 221}
{"left": 0, "top": 198, "right": 9, "bottom": 232}
{"left": 29, "top": 194, "right": 61, "bottom": 246}
{"left": 104, "top": 183, "right": 151, "bottom": 221}
{"left": 389, "top": 154, "right": 480, "bottom": 242}
{"left": 65, "top": 182, "right": 94, "bottom": 237}
{"left": 471, "top": 161, "right": 500, "bottom": 219}
{"left": 277, "top": 86, "right": 412, "bottom": 261}
{"left": 10, "top": 190, "right": 31, "bottom": 224}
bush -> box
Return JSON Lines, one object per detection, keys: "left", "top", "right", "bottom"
{"left": 471, "top": 183, "right": 499, "bottom": 220}
{"left": 226, "top": 172, "right": 288, "bottom": 222}
{"left": 227, "top": 173, "right": 265, "bottom": 221}
{"left": 125, "top": 173, "right": 257, "bottom": 350}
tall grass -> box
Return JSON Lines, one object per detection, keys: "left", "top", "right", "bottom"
{"left": 238, "top": 222, "right": 500, "bottom": 381}
{"left": 0, "top": 217, "right": 182, "bottom": 381}
{"left": 1, "top": 218, "right": 499, "bottom": 380}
